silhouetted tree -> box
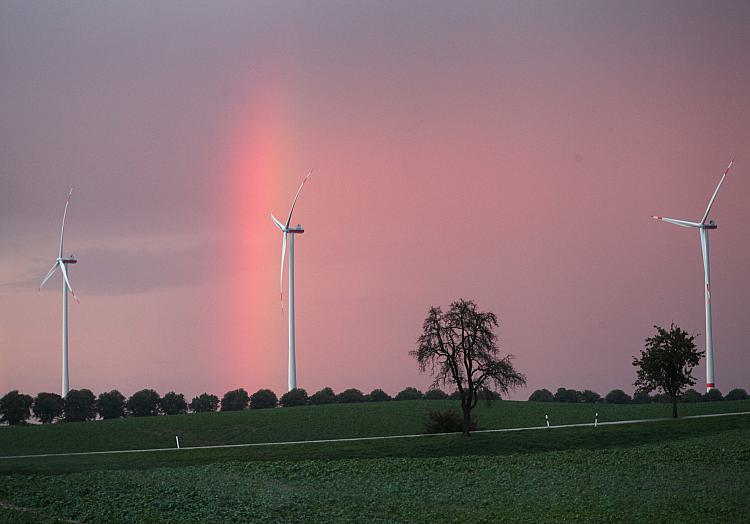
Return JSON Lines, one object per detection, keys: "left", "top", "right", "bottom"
{"left": 127, "top": 389, "right": 161, "bottom": 417}
{"left": 0, "top": 390, "right": 33, "bottom": 425}
{"left": 33, "top": 392, "right": 64, "bottom": 424}
{"left": 394, "top": 387, "right": 423, "bottom": 401}
{"left": 633, "top": 324, "right": 703, "bottom": 418}
{"left": 249, "top": 389, "right": 277, "bottom": 409}
{"left": 528, "top": 389, "right": 554, "bottom": 402}
{"left": 448, "top": 390, "right": 462, "bottom": 401}
{"left": 725, "top": 388, "right": 749, "bottom": 401}
{"left": 97, "top": 390, "right": 126, "bottom": 419}
{"left": 424, "top": 388, "right": 449, "bottom": 400}
{"left": 704, "top": 389, "right": 723, "bottom": 402}
{"left": 579, "top": 390, "right": 601, "bottom": 404}
{"left": 280, "top": 388, "right": 309, "bottom": 407}
{"left": 605, "top": 389, "right": 631, "bottom": 404}
{"left": 367, "top": 389, "right": 391, "bottom": 402}
{"left": 160, "top": 392, "right": 188, "bottom": 415}
{"left": 424, "top": 409, "right": 476, "bottom": 434}
{"left": 476, "top": 388, "right": 502, "bottom": 401}
{"left": 631, "top": 391, "right": 652, "bottom": 404}
{"left": 190, "top": 393, "right": 219, "bottom": 412}
{"left": 411, "top": 299, "right": 526, "bottom": 436}
{"left": 337, "top": 388, "right": 366, "bottom": 403}
{"left": 554, "top": 388, "right": 579, "bottom": 403}
{"left": 221, "top": 388, "right": 250, "bottom": 411}
{"left": 310, "top": 387, "right": 336, "bottom": 405}
{"left": 64, "top": 389, "right": 97, "bottom": 422}
{"left": 681, "top": 389, "right": 703, "bottom": 403}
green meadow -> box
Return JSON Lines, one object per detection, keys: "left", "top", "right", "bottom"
{"left": 1, "top": 400, "right": 749, "bottom": 522}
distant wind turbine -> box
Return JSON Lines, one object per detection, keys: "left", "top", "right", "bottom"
{"left": 39, "top": 188, "right": 79, "bottom": 397}
{"left": 652, "top": 159, "right": 734, "bottom": 392}
{"left": 271, "top": 171, "right": 312, "bottom": 391}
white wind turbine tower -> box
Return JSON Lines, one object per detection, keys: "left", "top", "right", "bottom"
{"left": 39, "top": 188, "right": 79, "bottom": 397}
{"left": 652, "top": 159, "right": 734, "bottom": 392}
{"left": 271, "top": 171, "right": 312, "bottom": 391}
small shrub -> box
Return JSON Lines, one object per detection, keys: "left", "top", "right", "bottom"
{"left": 190, "top": 393, "right": 219, "bottom": 412}
{"left": 681, "top": 389, "right": 702, "bottom": 403}
{"left": 725, "top": 388, "right": 748, "bottom": 401}
{"left": 424, "top": 388, "right": 449, "bottom": 400}
{"left": 367, "top": 389, "right": 392, "bottom": 402}
{"left": 310, "top": 387, "right": 336, "bottom": 405}
{"left": 280, "top": 388, "right": 309, "bottom": 407}
{"left": 605, "top": 389, "right": 631, "bottom": 404}
{"left": 424, "top": 409, "right": 477, "bottom": 434}
{"left": 250, "top": 389, "right": 278, "bottom": 409}
{"left": 704, "top": 389, "right": 723, "bottom": 402}
{"left": 395, "top": 387, "right": 423, "bottom": 401}
{"left": 337, "top": 388, "right": 366, "bottom": 403}
{"left": 221, "top": 388, "right": 250, "bottom": 411}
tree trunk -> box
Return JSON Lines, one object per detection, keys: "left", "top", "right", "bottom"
{"left": 462, "top": 404, "right": 472, "bottom": 437}
{"left": 671, "top": 396, "right": 678, "bottom": 418}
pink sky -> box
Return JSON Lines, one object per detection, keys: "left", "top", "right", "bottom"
{"left": 2, "top": 2, "right": 749, "bottom": 400}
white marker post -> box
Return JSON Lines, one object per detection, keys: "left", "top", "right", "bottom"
{"left": 175, "top": 436, "right": 180, "bottom": 449}
{"left": 595, "top": 413, "right": 598, "bottom": 428}
{"left": 545, "top": 414, "right": 550, "bottom": 428}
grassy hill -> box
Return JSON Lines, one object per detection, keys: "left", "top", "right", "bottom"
{"left": 1, "top": 400, "right": 749, "bottom": 522}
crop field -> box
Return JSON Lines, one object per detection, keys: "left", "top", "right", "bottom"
{"left": 1, "top": 400, "right": 749, "bottom": 522}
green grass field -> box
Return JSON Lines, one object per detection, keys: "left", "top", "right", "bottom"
{"left": 1, "top": 400, "right": 749, "bottom": 522}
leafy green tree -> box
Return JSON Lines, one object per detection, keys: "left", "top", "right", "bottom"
{"left": 221, "top": 388, "right": 250, "bottom": 411}
{"left": 33, "top": 392, "right": 64, "bottom": 424}
{"left": 411, "top": 299, "right": 526, "bottom": 436}
{"left": 280, "top": 388, "right": 309, "bottom": 407}
{"left": 725, "top": 388, "right": 748, "bottom": 401}
{"left": 337, "top": 388, "right": 366, "bottom": 403}
{"left": 64, "top": 389, "right": 97, "bottom": 422}
{"left": 249, "top": 389, "right": 277, "bottom": 409}
{"left": 633, "top": 324, "right": 703, "bottom": 418}
{"left": 0, "top": 390, "right": 33, "bottom": 425}
{"left": 160, "top": 392, "right": 188, "bottom": 415}
{"left": 580, "top": 390, "right": 601, "bottom": 403}
{"left": 367, "top": 388, "right": 391, "bottom": 402}
{"left": 424, "top": 388, "right": 449, "bottom": 400}
{"left": 190, "top": 393, "right": 219, "bottom": 412}
{"left": 528, "top": 389, "right": 554, "bottom": 402}
{"left": 704, "top": 389, "right": 723, "bottom": 402}
{"left": 605, "top": 389, "right": 631, "bottom": 404}
{"left": 309, "top": 387, "right": 336, "bottom": 405}
{"left": 127, "top": 389, "right": 161, "bottom": 417}
{"left": 631, "top": 391, "right": 652, "bottom": 404}
{"left": 96, "top": 390, "right": 126, "bottom": 419}
{"left": 395, "top": 387, "right": 423, "bottom": 401}
{"left": 681, "top": 389, "right": 703, "bottom": 403}
{"left": 553, "top": 388, "right": 579, "bottom": 403}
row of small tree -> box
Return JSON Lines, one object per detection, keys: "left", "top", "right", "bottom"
{"left": 528, "top": 387, "right": 748, "bottom": 404}
{"left": 0, "top": 385, "right": 500, "bottom": 425}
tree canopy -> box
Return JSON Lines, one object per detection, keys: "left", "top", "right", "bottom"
{"left": 411, "top": 299, "right": 526, "bottom": 435}
{"left": 190, "top": 393, "right": 220, "bottom": 412}
{"left": 0, "top": 390, "right": 33, "bottom": 425}
{"left": 633, "top": 324, "right": 703, "bottom": 418}
{"left": 97, "top": 390, "right": 126, "bottom": 419}
{"left": 221, "top": 388, "right": 251, "bottom": 411}
{"left": 160, "top": 392, "right": 188, "bottom": 415}
{"left": 249, "top": 389, "right": 277, "bottom": 409}
{"left": 33, "top": 392, "right": 64, "bottom": 424}
{"left": 127, "top": 389, "right": 161, "bottom": 417}
{"left": 64, "top": 389, "right": 97, "bottom": 422}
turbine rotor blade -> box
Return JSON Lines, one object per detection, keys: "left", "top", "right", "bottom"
{"left": 59, "top": 188, "right": 73, "bottom": 258}
{"left": 270, "top": 213, "right": 285, "bottom": 231}
{"left": 40, "top": 261, "right": 60, "bottom": 290}
{"left": 58, "top": 262, "right": 79, "bottom": 304}
{"left": 284, "top": 170, "right": 313, "bottom": 229}
{"left": 279, "top": 232, "right": 287, "bottom": 307}
{"left": 701, "top": 158, "right": 734, "bottom": 224}
{"left": 651, "top": 216, "right": 701, "bottom": 228}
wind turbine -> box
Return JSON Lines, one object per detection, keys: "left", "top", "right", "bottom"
{"left": 40, "top": 188, "right": 79, "bottom": 397}
{"left": 271, "top": 171, "right": 312, "bottom": 391}
{"left": 652, "top": 159, "right": 734, "bottom": 392}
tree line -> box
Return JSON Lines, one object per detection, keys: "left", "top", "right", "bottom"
{"left": 528, "top": 386, "right": 748, "bottom": 404}
{"left": 0, "top": 385, "right": 497, "bottom": 426}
